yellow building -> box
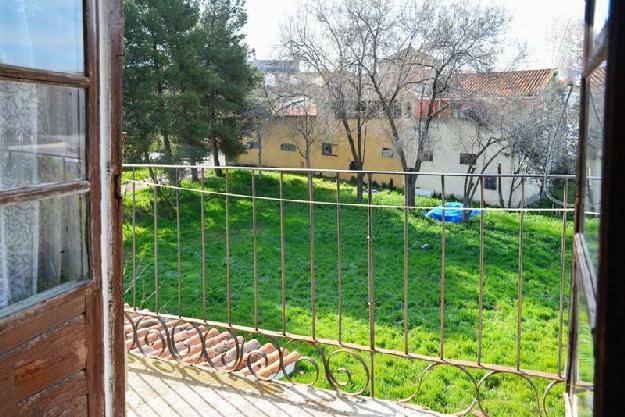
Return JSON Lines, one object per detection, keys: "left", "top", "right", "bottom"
{"left": 237, "top": 118, "right": 408, "bottom": 188}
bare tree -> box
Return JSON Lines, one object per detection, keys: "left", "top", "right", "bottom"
{"left": 454, "top": 99, "right": 508, "bottom": 219}
{"left": 243, "top": 83, "right": 275, "bottom": 167}
{"left": 460, "top": 83, "right": 577, "bottom": 209}
{"left": 282, "top": 0, "right": 380, "bottom": 200}
{"left": 345, "top": 0, "right": 508, "bottom": 205}
{"left": 547, "top": 18, "right": 584, "bottom": 84}
{"left": 272, "top": 75, "right": 332, "bottom": 168}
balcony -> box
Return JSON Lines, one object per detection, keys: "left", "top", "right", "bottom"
{"left": 126, "top": 352, "right": 441, "bottom": 417}
{"left": 122, "top": 164, "right": 594, "bottom": 417}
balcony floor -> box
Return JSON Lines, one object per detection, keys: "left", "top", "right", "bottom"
{"left": 126, "top": 353, "right": 447, "bottom": 417}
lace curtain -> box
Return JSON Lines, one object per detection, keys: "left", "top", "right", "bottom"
{"left": 0, "top": 82, "right": 88, "bottom": 310}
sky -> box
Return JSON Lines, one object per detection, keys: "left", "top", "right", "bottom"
{"left": 244, "top": 0, "right": 610, "bottom": 70}
{"left": 0, "top": 1, "right": 84, "bottom": 73}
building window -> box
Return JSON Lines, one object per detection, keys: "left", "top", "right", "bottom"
{"left": 460, "top": 153, "right": 478, "bottom": 165}
{"left": 322, "top": 143, "right": 333, "bottom": 156}
{"left": 382, "top": 147, "right": 394, "bottom": 158}
{"left": 422, "top": 150, "right": 434, "bottom": 162}
{"left": 247, "top": 141, "right": 259, "bottom": 149}
{"left": 280, "top": 143, "right": 297, "bottom": 152}
{"left": 402, "top": 102, "right": 413, "bottom": 118}
{"left": 484, "top": 176, "right": 497, "bottom": 190}
{"left": 391, "top": 101, "right": 402, "bottom": 118}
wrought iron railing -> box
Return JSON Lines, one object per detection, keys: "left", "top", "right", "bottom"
{"left": 122, "top": 164, "right": 592, "bottom": 416}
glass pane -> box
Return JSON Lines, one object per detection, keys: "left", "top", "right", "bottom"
{"left": 0, "top": 193, "right": 89, "bottom": 312}
{"left": 594, "top": 0, "right": 610, "bottom": 34}
{"left": 583, "top": 64, "right": 606, "bottom": 270}
{"left": 0, "top": 0, "right": 84, "bottom": 73}
{"left": 574, "top": 289, "right": 594, "bottom": 417}
{"left": 0, "top": 80, "right": 86, "bottom": 191}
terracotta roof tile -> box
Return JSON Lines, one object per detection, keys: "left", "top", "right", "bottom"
{"left": 589, "top": 66, "right": 606, "bottom": 88}
{"left": 455, "top": 69, "right": 556, "bottom": 97}
{"left": 125, "top": 309, "right": 301, "bottom": 380}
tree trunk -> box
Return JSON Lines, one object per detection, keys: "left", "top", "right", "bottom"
{"left": 463, "top": 194, "right": 472, "bottom": 223}
{"left": 405, "top": 173, "right": 416, "bottom": 209}
{"left": 356, "top": 172, "right": 365, "bottom": 201}
{"left": 212, "top": 138, "right": 223, "bottom": 177}
{"left": 191, "top": 168, "right": 199, "bottom": 182}
{"left": 497, "top": 163, "right": 505, "bottom": 208}
{"left": 256, "top": 130, "right": 263, "bottom": 167}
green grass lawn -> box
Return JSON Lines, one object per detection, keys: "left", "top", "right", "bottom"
{"left": 122, "top": 169, "right": 593, "bottom": 417}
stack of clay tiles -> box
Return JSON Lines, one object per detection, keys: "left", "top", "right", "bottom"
{"left": 124, "top": 308, "right": 301, "bottom": 380}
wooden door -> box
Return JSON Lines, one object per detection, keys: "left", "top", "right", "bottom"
{"left": 0, "top": 0, "right": 104, "bottom": 415}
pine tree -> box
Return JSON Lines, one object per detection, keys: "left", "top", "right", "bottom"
{"left": 123, "top": 0, "right": 258, "bottom": 176}
{"left": 198, "top": 0, "right": 258, "bottom": 175}
{"left": 123, "top": 0, "right": 202, "bottom": 164}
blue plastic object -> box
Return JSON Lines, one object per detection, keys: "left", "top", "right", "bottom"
{"left": 425, "top": 202, "right": 480, "bottom": 223}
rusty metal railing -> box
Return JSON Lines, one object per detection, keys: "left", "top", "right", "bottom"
{"left": 122, "top": 163, "right": 591, "bottom": 416}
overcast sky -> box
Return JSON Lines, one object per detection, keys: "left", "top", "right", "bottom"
{"left": 244, "top": 0, "right": 610, "bottom": 70}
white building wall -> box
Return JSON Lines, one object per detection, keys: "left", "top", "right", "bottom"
{"left": 398, "top": 118, "right": 541, "bottom": 207}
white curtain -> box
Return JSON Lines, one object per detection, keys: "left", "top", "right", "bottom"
{"left": 0, "top": 82, "right": 40, "bottom": 308}
{"left": 0, "top": 82, "right": 87, "bottom": 310}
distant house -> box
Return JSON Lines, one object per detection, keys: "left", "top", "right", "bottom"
{"left": 239, "top": 63, "right": 564, "bottom": 206}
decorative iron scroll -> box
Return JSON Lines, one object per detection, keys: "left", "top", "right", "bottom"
{"left": 124, "top": 310, "right": 569, "bottom": 416}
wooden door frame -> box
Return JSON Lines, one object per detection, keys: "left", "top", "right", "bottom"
{"left": 108, "top": 0, "right": 126, "bottom": 414}
{"left": 593, "top": 0, "right": 625, "bottom": 415}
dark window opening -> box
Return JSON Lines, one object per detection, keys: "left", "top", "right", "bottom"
{"left": 248, "top": 141, "right": 259, "bottom": 149}
{"left": 460, "top": 153, "right": 478, "bottom": 165}
{"left": 391, "top": 101, "right": 402, "bottom": 118}
{"left": 382, "top": 147, "right": 394, "bottom": 158}
{"left": 280, "top": 143, "right": 297, "bottom": 152}
{"left": 322, "top": 143, "right": 333, "bottom": 156}
{"left": 484, "top": 176, "right": 497, "bottom": 190}
{"left": 422, "top": 151, "right": 434, "bottom": 162}
{"left": 402, "top": 102, "right": 413, "bottom": 118}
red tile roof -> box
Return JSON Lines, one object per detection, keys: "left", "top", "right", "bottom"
{"left": 455, "top": 69, "right": 556, "bottom": 97}
{"left": 589, "top": 66, "right": 606, "bottom": 88}
{"left": 124, "top": 309, "right": 301, "bottom": 379}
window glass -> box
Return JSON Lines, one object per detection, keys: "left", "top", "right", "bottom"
{"left": 583, "top": 64, "right": 605, "bottom": 270}
{"left": 0, "top": 80, "right": 86, "bottom": 191}
{"left": 322, "top": 143, "right": 333, "bottom": 155}
{"left": 484, "top": 176, "right": 497, "bottom": 190}
{"left": 594, "top": 0, "right": 610, "bottom": 35}
{"left": 0, "top": 0, "right": 84, "bottom": 73}
{"left": 382, "top": 147, "right": 394, "bottom": 158}
{"left": 280, "top": 143, "right": 296, "bottom": 152}
{"left": 574, "top": 288, "right": 595, "bottom": 417}
{"left": 459, "top": 153, "right": 477, "bottom": 165}
{"left": 0, "top": 193, "right": 89, "bottom": 313}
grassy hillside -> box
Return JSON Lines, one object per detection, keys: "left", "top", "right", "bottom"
{"left": 123, "top": 170, "right": 592, "bottom": 416}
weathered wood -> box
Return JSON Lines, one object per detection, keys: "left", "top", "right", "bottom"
{"left": 0, "top": 358, "right": 18, "bottom": 416}
{"left": 84, "top": 0, "right": 105, "bottom": 414}
{"left": 0, "top": 316, "right": 87, "bottom": 405}
{"left": 0, "top": 64, "right": 89, "bottom": 88}
{"left": 109, "top": 0, "right": 127, "bottom": 414}
{"left": 0, "top": 181, "right": 90, "bottom": 208}
{"left": 0, "top": 284, "right": 87, "bottom": 355}
{"left": 17, "top": 371, "right": 88, "bottom": 417}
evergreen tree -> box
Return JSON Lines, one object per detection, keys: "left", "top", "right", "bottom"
{"left": 123, "top": 0, "right": 202, "bottom": 164}
{"left": 123, "top": 0, "right": 258, "bottom": 176}
{"left": 198, "top": 0, "right": 258, "bottom": 175}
